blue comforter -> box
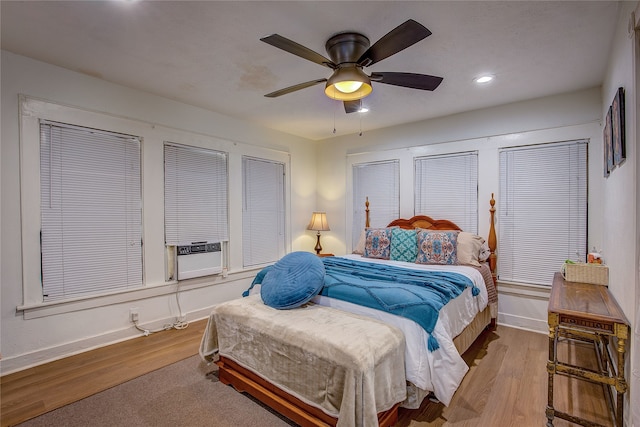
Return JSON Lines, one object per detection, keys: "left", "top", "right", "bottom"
{"left": 244, "top": 256, "right": 480, "bottom": 351}
{"left": 319, "top": 257, "right": 479, "bottom": 351}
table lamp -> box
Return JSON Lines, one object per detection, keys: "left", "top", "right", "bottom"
{"left": 307, "top": 212, "right": 330, "bottom": 255}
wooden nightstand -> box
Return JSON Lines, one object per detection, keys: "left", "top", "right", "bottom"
{"left": 546, "top": 272, "right": 629, "bottom": 427}
{"left": 317, "top": 253, "right": 334, "bottom": 257}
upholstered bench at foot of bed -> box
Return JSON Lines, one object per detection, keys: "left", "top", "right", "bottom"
{"left": 217, "top": 356, "right": 401, "bottom": 427}
{"left": 205, "top": 295, "right": 407, "bottom": 427}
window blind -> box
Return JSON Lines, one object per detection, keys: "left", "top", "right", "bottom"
{"left": 498, "top": 140, "right": 587, "bottom": 286}
{"left": 242, "top": 157, "right": 286, "bottom": 267}
{"left": 164, "top": 144, "right": 228, "bottom": 246}
{"left": 40, "top": 121, "right": 142, "bottom": 301}
{"left": 414, "top": 152, "right": 478, "bottom": 233}
{"left": 352, "top": 160, "right": 400, "bottom": 246}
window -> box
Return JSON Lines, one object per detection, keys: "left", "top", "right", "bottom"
{"left": 164, "top": 143, "right": 228, "bottom": 247}
{"left": 242, "top": 157, "right": 286, "bottom": 267}
{"left": 498, "top": 140, "right": 587, "bottom": 286}
{"left": 352, "top": 160, "right": 400, "bottom": 246}
{"left": 414, "top": 152, "right": 478, "bottom": 233}
{"left": 40, "top": 121, "right": 142, "bottom": 301}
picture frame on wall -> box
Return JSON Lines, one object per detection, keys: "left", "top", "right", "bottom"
{"left": 604, "top": 105, "right": 613, "bottom": 177}
{"left": 612, "top": 87, "right": 625, "bottom": 166}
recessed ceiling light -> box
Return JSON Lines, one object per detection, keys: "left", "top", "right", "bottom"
{"left": 475, "top": 75, "right": 494, "bottom": 84}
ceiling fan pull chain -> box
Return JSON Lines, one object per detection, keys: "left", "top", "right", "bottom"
{"left": 333, "top": 96, "right": 337, "bottom": 134}
{"left": 333, "top": 87, "right": 338, "bottom": 134}
{"left": 359, "top": 100, "right": 363, "bottom": 136}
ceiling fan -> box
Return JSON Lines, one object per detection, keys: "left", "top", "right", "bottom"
{"left": 261, "top": 19, "right": 443, "bottom": 114}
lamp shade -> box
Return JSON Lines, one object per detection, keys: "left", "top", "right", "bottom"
{"left": 307, "top": 212, "right": 330, "bottom": 231}
{"left": 324, "top": 67, "right": 372, "bottom": 101}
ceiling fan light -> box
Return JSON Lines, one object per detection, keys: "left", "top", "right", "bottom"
{"left": 325, "top": 82, "right": 372, "bottom": 101}
{"left": 334, "top": 80, "right": 363, "bottom": 93}
{"left": 325, "top": 66, "right": 372, "bottom": 101}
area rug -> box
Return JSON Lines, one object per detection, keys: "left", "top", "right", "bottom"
{"left": 18, "top": 355, "right": 295, "bottom": 427}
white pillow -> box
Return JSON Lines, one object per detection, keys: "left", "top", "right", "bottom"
{"left": 479, "top": 241, "right": 491, "bottom": 262}
{"left": 456, "top": 231, "right": 485, "bottom": 267}
{"left": 352, "top": 229, "right": 366, "bottom": 254}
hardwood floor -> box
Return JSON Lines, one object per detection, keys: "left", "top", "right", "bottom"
{"left": 1, "top": 320, "right": 207, "bottom": 427}
{"left": 1, "top": 321, "right": 613, "bottom": 427}
{"left": 396, "top": 326, "right": 612, "bottom": 426}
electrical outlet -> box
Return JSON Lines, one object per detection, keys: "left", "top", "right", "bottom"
{"left": 129, "top": 308, "right": 139, "bottom": 323}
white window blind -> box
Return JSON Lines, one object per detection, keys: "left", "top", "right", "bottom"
{"left": 352, "top": 160, "right": 400, "bottom": 246}
{"left": 414, "top": 152, "right": 478, "bottom": 233}
{"left": 40, "top": 121, "right": 142, "bottom": 301}
{"left": 499, "top": 140, "right": 587, "bottom": 286}
{"left": 164, "top": 144, "right": 228, "bottom": 246}
{"left": 242, "top": 157, "right": 286, "bottom": 267}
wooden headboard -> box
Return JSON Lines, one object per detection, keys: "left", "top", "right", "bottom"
{"left": 364, "top": 194, "right": 498, "bottom": 284}
{"left": 387, "top": 216, "right": 462, "bottom": 231}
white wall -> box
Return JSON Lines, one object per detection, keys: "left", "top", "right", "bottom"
{"left": 317, "top": 88, "right": 602, "bottom": 246}
{"left": 600, "top": 3, "right": 639, "bottom": 426}
{"left": 316, "top": 87, "right": 603, "bottom": 334}
{"left": 0, "top": 51, "right": 317, "bottom": 373}
{"left": 601, "top": 0, "right": 637, "bottom": 338}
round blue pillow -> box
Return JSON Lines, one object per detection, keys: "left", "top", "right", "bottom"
{"left": 260, "top": 252, "right": 326, "bottom": 309}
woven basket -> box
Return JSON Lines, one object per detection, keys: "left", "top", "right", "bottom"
{"left": 562, "top": 263, "right": 609, "bottom": 285}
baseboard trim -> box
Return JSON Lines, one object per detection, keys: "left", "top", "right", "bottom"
{"left": 1, "top": 307, "right": 216, "bottom": 376}
{"left": 498, "top": 312, "right": 548, "bottom": 334}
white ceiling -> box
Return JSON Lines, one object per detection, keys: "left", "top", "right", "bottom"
{"left": 1, "top": 1, "right": 621, "bottom": 141}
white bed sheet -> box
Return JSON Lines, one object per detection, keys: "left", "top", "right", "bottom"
{"left": 312, "top": 254, "right": 489, "bottom": 406}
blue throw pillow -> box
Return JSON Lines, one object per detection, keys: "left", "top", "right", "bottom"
{"left": 390, "top": 228, "right": 418, "bottom": 262}
{"left": 260, "top": 251, "right": 326, "bottom": 309}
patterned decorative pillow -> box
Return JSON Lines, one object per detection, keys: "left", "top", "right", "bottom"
{"left": 416, "top": 230, "right": 459, "bottom": 265}
{"left": 364, "top": 228, "right": 393, "bottom": 259}
{"left": 390, "top": 228, "right": 418, "bottom": 263}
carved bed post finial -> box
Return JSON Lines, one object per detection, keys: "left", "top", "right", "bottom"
{"left": 488, "top": 193, "right": 497, "bottom": 285}
{"left": 365, "top": 197, "right": 370, "bottom": 228}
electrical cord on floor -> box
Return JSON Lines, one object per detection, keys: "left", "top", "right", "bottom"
{"left": 132, "top": 282, "right": 189, "bottom": 336}
{"left": 133, "top": 318, "right": 188, "bottom": 336}
{"left": 173, "top": 281, "right": 189, "bottom": 330}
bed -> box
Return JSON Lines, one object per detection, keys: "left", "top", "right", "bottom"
{"left": 200, "top": 195, "right": 498, "bottom": 427}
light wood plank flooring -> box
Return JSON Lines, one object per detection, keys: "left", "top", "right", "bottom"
{"left": 1, "top": 321, "right": 613, "bottom": 427}
{"left": 397, "top": 325, "right": 613, "bottom": 426}
{"left": 1, "top": 320, "right": 207, "bottom": 427}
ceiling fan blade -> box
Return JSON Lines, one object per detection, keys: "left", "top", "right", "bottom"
{"left": 265, "top": 78, "right": 327, "bottom": 98}
{"left": 261, "top": 34, "right": 335, "bottom": 68}
{"left": 344, "top": 100, "right": 361, "bottom": 114}
{"left": 371, "top": 72, "right": 443, "bottom": 91}
{"left": 358, "top": 20, "right": 432, "bottom": 67}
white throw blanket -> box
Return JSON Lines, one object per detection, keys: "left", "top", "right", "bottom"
{"left": 200, "top": 295, "right": 407, "bottom": 427}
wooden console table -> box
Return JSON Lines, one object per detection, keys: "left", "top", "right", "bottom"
{"left": 546, "top": 272, "right": 629, "bottom": 427}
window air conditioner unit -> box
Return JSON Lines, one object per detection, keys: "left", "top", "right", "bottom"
{"left": 176, "top": 242, "right": 222, "bottom": 280}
